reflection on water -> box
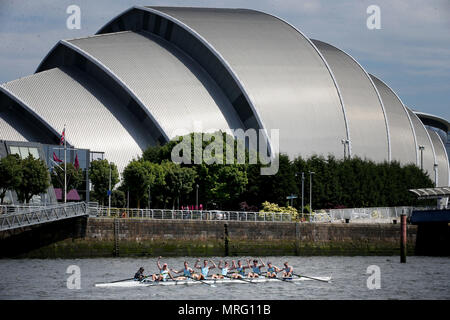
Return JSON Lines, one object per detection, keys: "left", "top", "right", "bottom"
{"left": 0, "top": 256, "right": 449, "bottom": 300}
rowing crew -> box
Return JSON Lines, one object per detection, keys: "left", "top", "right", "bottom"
{"left": 133, "top": 256, "right": 294, "bottom": 282}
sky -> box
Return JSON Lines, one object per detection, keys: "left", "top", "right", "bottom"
{"left": 0, "top": 0, "right": 449, "bottom": 121}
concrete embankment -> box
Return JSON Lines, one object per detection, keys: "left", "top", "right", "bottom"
{"left": 0, "top": 217, "right": 417, "bottom": 258}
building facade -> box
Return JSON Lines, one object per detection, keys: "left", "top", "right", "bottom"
{"left": 0, "top": 6, "right": 448, "bottom": 187}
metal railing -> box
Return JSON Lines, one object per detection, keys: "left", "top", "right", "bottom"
{"left": 0, "top": 203, "right": 55, "bottom": 215}
{"left": 309, "top": 206, "right": 436, "bottom": 223}
{"left": 89, "top": 206, "right": 293, "bottom": 222}
{"left": 0, "top": 202, "right": 88, "bottom": 231}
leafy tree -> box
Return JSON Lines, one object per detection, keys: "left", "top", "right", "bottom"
{"left": 15, "top": 154, "right": 50, "bottom": 203}
{"left": 159, "top": 161, "right": 196, "bottom": 209}
{"left": 89, "top": 159, "right": 119, "bottom": 206}
{"left": 122, "top": 160, "right": 166, "bottom": 208}
{"left": 50, "top": 162, "right": 84, "bottom": 194}
{"left": 111, "top": 189, "right": 126, "bottom": 208}
{"left": 0, "top": 154, "right": 23, "bottom": 204}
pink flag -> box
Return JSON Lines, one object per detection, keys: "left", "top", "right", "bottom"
{"left": 74, "top": 153, "right": 80, "bottom": 170}
{"left": 53, "top": 152, "right": 63, "bottom": 163}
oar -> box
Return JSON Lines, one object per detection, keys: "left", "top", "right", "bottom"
{"left": 187, "top": 275, "right": 217, "bottom": 288}
{"left": 223, "top": 274, "right": 257, "bottom": 284}
{"left": 110, "top": 277, "right": 135, "bottom": 283}
{"left": 293, "top": 273, "right": 331, "bottom": 283}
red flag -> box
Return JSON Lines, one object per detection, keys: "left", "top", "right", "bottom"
{"left": 60, "top": 128, "right": 65, "bottom": 145}
{"left": 74, "top": 153, "right": 80, "bottom": 170}
{"left": 53, "top": 152, "right": 63, "bottom": 163}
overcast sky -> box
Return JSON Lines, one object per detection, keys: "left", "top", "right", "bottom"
{"left": 1, "top": 0, "right": 449, "bottom": 121}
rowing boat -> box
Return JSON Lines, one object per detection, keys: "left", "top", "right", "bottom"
{"left": 95, "top": 276, "right": 332, "bottom": 288}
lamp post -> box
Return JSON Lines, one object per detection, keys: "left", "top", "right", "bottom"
{"left": 196, "top": 184, "right": 199, "bottom": 210}
{"left": 148, "top": 184, "right": 151, "bottom": 209}
{"left": 419, "top": 145, "right": 425, "bottom": 170}
{"left": 309, "top": 171, "right": 315, "bottom": 213}
{"left": 341, "top": 139, "right": 349, "bottom": 160}
{"left": 434, "top": 163, "right": 438, "bottom": 187}
{"left": 108, "top": 162, "right": 112, "bottom": 216}
{"left": 296, "top": 172, "right": 305, "bottom": 219}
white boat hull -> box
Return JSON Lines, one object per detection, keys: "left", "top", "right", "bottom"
{"left": 95, "top": 276, "right": 332, "bottom": 288}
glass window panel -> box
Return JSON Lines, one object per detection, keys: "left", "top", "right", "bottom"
{"left": 19, "top": 147, "right": 29, "bottom": 159}
{"left": 9, "top": 146, "right": 20, "bottom": 156}
{"left": 28, "top": 148, "right": 40, "bottom": 159}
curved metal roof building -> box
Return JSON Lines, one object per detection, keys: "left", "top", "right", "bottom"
{"left": 0, "top": 6, "right": 448, "bottom": 186}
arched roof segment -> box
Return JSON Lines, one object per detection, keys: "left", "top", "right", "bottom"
{"left": 65, "top": 31, "right": 242, "bottom": 140}
{"left": 1, "top": 67, "right": 146, "bottom": 171}
{"left": 405, "top": 107, "right": 436, "bottom": 179}
{"left": 148, "top": 7, "right": 348, "bottom": 158}
{"left": 427, "top": 128, "right": 450, "bottom": 187}
{"left": 97, "top": 6, "right": 265, "bottom": 148}
{"left": 370, "top": 75, "right": 417, "bottom": 165}
{"left": 97, "top": 6, "right": 349, "bottom": 159}
{"left": 312, "top": 40, "right": 389, "bottom": 162}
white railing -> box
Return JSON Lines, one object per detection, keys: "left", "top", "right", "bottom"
{"left": 0, "top": 203, "right": 54, "bottom": 215}
{"left": 310, "top": 206, "right": 436, "bottom": 223}
{"left": 0, "top": 202, "right": 88, "bottom": 231}
{"left": 89, "top": 206, "right": 293, "bottom": 222}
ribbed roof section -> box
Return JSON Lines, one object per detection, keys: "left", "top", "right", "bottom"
{"left": 312, "top": 40, "right": 389, "bottom": 162}
{"left": 370, "top": 75, "right": 417, "bottom": 165}
{"left": 67, "top": 31, "right": 242, "bottom": 139}
{"left": 405, "top": 107, "right": 436, "bottom": 179}
{"left": 148, "top": 7, "right": 347, "bottom": 158}
{"left": 427, "top": 128, "right": 449, "bottom": 186}
{"left": 1, "top": 67, "right": 145, "bottom": 171}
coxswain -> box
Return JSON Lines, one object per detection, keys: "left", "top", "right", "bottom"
{"left": 248, "top": 258, "right": 265, "bottom": 278}
{"left": 134, "top": 267, "right": 145, "bottom": 281}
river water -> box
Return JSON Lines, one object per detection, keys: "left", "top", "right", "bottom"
{"left": 0, "top": 256, "right": 449, "bottom": 300}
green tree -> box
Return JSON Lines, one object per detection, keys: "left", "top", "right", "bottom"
{"left": 89, "top": 159, "right": 119, "bottom": 205}
{"left": 15, "top": 154, "right": 50, "bottom": 203}
{"left": 111, "top": 189, "right": 126, "bottom": 208}
{"left": 122, "top": 160, "right": 166, "bottom": 208}
{"left": 0, "top": 154, "right": 23, "bottom": 204}
{"left": 159, "top": 161, "right": 196, "bottom": 209}
{"left": 50, "top": 162, "right": 84, "bottom": 194}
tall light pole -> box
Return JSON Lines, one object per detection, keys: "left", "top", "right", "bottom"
{"left": 341, "top": 139, "right": 349, "bottom": 160}
{"left": 148, "top": 184, "right": 151, "bottom": 209}
{"left": 127, "top": 189, "right": 129, "bottom": 211}
{"left": 434, "top": 163, "right": 438, "bottom": 187}
{"left": 301, "top": 172, "right": 305, "bottom": 219}
{"left": 309, "top": 171, "right": 315, "bottom": 213}
{"left": 196, "top": 184, "right": 199, "bottom": 210}
{"left": 296, "top": 172, "right": 305, "bottom": 219}
{"left": 63, "top": 124, "right": 67, "bottom": 203}
{"left": 419, "top": 145, "right": 425, "bottom": 170}
{"left": 108, "top": 162, "right": 112, "bottom": 215}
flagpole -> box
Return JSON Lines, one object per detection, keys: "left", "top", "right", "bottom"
{"left": 64, "top": 124, "right": 67, "bottom": 203}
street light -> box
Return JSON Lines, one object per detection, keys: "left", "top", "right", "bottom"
{"left": 434, "top": 163, "right": 438, "bottom": 187}
{"left": 341, "top": 139, "right": 349, "bottom": 160}
{"left": 309, "top": 171, "right": 315, "bottom": 213}
{"left": 196, "top": 184, "right": 199, "bottom": 210}
{"left": 419, "top": 145, "right": 425, "bottom": 170}
{"left": 295, "top": 172, "right": 305, "bottom": 219}
{"left": 148, "top": 184, "right": 151, "bottom": 209}
{"left": 108, "top": 162, "right": 113, "bottom": 216}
